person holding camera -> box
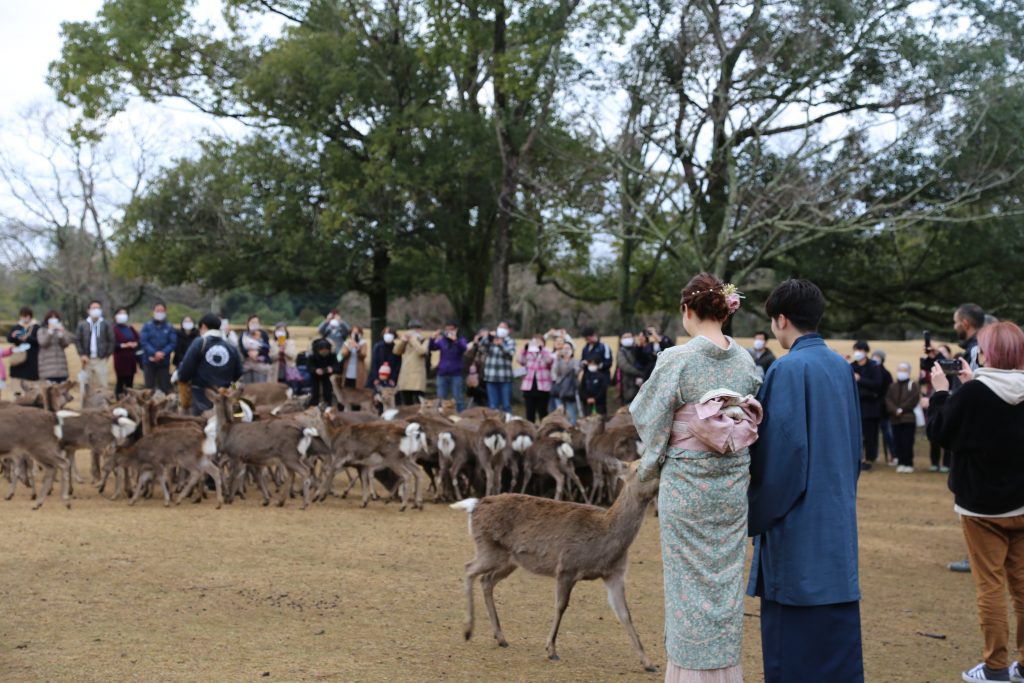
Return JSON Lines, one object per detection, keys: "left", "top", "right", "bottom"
{"left": 473, "top": 322, "right": 516, "bottom": 413}
{"left": 36, "top": 309, "right": 72, "bottom": 384}
{"left": 550, "top": 340, "right": 580, "bottom": 424}
{"left": 394, "top": 321, "right": 429, "bottom": 406}
{"left": 518, "top": 333, "right": 554, "bottom": 423}
{"left": 430, "top": 321, "right": 468, "bottom": 412}
{"left": 928, "top": 321, "right": 1024, "bottom": 683}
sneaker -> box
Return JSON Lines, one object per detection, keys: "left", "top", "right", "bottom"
{"left": 896, "top": 466, "right": 914, "bottom": 474}
{"left": 929, "top": 465, "right": 940, "bottom": 472}
{"left": 949, "top": 558, "right": 972, "bottom": 573}
{"left": 887, "top": 459, "right": 899, "bottom": 467}
{"left": 963, "top": 663, "right": 1010, "bottom": 681}
{"left": 940, "top": 466, "right": 951, "bottom": 473}
{"left": 1010, "top": 661, "right": 1024, "bottom": 682}
{"left": 860, "top": 461, "right": 873, "bottom": 471}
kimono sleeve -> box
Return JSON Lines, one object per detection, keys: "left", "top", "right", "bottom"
{"left": 629, "top": 350, "right": 685, "bottom": 482}
{"left": 748, "top": 362, "right": 810, "bottom": 536}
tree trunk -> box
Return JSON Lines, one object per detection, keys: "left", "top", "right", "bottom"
{"left": 368, "top": 242, "right": 391, "bottom": 342}
{"left": 618, "top": 231, "right": 635, "bottom": 330}
{"left": 491, "top": 172, "right": 515, "bottom": 322}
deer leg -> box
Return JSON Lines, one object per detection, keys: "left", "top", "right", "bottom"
{"left": 604, "top": 573, "right": 655, "bottom": 672}
{"left": 545, "top": 574, "right": 577, "bottom": 661}
{"left": 553, "top": 471, "right": 565, "bottom": 501}
{"left": 33, "top": 463, "right": 56, "bottom": 510}
{"left": 175, "top": 470, "right": 202, "bottom": 505}
{"left": 90, "top": 448, "right": 102, "bottom": 485}
{"left": 519, "top": 467, "right": 532, "bottom": 495}
{"left": 481, "top": 562, "right": 517, "bottom": 647}
{"left": 198, "top": 461, "right": 223, "bottom": 509}
{"left": 340, "top": 466, "right": 363, "bottom": 499}
{"left": 359, "top": 467, "right": 372, "bottom": 508}
{"left": 130, "top": 470, "right": 153, "bottom": 506}
{"left": 5, "top": 458, "right": 18, "bottom": 500}
{"left": 410, "top": 462, "right": 423, "bottom": 511}
{"left": 67, "top": 449, "right": 85, "bottom": 485}
{"left": 158, "top": 470, "right": 171, "bottom": 507}
{"left": 567, "top": 469, "right": 590, "bottom": 505}
{"left": 257, "top": 468, "right": 272, "bottom": 506}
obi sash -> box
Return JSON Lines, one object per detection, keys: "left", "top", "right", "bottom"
{"left": 669, "top": 389, "right": 763, "bottom": 454}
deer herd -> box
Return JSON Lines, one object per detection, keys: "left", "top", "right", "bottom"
{"left": 0, "top": 375, "right": 662, "bottom": 671}
{"left": 0, "top": 374, "right": 647, "bottom": 513}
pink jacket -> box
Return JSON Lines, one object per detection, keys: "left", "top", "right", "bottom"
{"left": 0, "top": 346, "right": 14, "bottom": 383}
{"left": 518, "top": 346, "right": 554, "bottom": 392}
{"left": 669, "top": 389, "right": 763, "bottom": 454}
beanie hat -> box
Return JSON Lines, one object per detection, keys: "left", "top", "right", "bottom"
{"left": 378, "top": 362, "right": 392, "bottom": 379}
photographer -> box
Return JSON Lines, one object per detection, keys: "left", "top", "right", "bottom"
{"left": 430, "top": 321, "right": 468, "bottom": 412}
{"left": 394, "top": 321, "right": 429, "bottom": 406}
{"left": 473, "top": 322, "right": 515, "bottom": 413}
{"left": 928, "top": 321, "right": 1024, "bottom": 683}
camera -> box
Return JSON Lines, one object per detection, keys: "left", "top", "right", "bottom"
{"left": 937, "top": 358, "right": 962, "bottom": 376}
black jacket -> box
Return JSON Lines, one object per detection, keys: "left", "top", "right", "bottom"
{"left": 366, "top": 340, "right": 401, "bottom": 388}
{"left": 6, "top": 323, "right": 40, "bottom": 380}
{"left": 928, "top": 380, "right": 1024, "bottom": 515}
{"left": 851, "top": 359, "right": 884, "bottom": 419}
{"left": 580, "top": 368, "right": 609, "bottom": 401}
{"left": 309, "top": 338, "right": 339, "bottom": 372}
{"left": 173, "top": 328, "right": 199, "bottom": 367}
{"left": 177, "top": 333, "right": 242, "bottom": 390}
{"left": 748, "top": 347, "right": 776, "bottom": 375}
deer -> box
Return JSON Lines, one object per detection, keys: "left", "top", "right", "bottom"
{"left": 519, "top": 432, "right": 589, "bottom": 503}
{"left": 318, "top": 418, "right": 426, "bottom": 511}
{"left": 451, "top": 460, "right": 659, "bottom": 672}
{"left": 474, "top": 416, "right": 510, "bottom": 496}
{"left": 208, "top": 389, "right": 317, "bottom": 509}
{"left": 0, "top": 381, "right": 78, "bottom": 509}
{"left": 241, "top": 382, "right": 291, "bottom": 407}
{"left": 436, "top": 419, "right": 481, "bottom": 501}
{"left": 579, "top": 416, "right": 644, "bottom": 505}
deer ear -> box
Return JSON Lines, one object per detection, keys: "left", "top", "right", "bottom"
{"left": 205, "top": 387, "right": 220, "bottom": 404}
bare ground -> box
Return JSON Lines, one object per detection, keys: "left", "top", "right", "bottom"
{"left": 0, "top": 442, "right": 982, "bottom": 682}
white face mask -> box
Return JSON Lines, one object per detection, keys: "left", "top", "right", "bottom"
{"left": 852, "top": 351, "right": 866, "bottom": 362}
{"left": 153, "top": 311, "right": 167, "bottom": 322}
{"left": 496, "top": 327, "right": 509, "bottom": 338}
{"left": 221, "top": 320, "right": 230, "bottom": 331}
{"left": 621, "top": 337, "right": 634, "bottom": 347}
{"left": 896, "top": 371, "right": 910, "bottom": 382}
{"left": 19, "top": 317, "right": 30, "bottom": 326}
{"left": 383, "top": 333, "right": 395, "bottom": 344}
{"left": 249, "top": 322, "right": 260, "bottom": 332}
{"left": 329, "top": 319, "right": 340, "bottom": 329}
{"left": 182, "top": 321, "right": 194, "bottom": 332}
{"left": 753, "top": 339, "right": 765, "bottom": 350}
{"left": 115, "top": 313, "right": 128, "bottom": 324}
{"left": 88, "top": 308, "right": 102, "bottom": 319}
{"left": 587, "top": 364, "right": 599, "bottom": 373}
{"left": 48, "top": 318, "right": 60, "bottom": 327}
{"left": 528, "top": 342, "right": 539, "bottom": 352}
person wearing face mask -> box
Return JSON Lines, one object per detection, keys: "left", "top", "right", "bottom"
{"left": 885, "top": 361, "right": 921, "bottom": 474}
{"left": 36, "top": 309, "right": 72, "bottom": 384}
{"left": 464, "top": 327, "right": 490, "bottom": 408}
{"left": 271, "top": 324, "right": 300, "bottom": 392}
{"left": 339, "top": 326, "right": 368, "bottom": 389}
{"left": 111, "top": 308, "right": 140, "bottom": 398}
{"left": 550, "top": 341, "right": 580, "bottom": 424}
{"left": 317, "top": 309, "right": 351, "bottom": 354}
{"left": 616, "top": 331, "right": 646, "bottom": 407}
{"left": 139, "top": 301, "right": 178, "bottom": 394}
{"left": 366, "top": 326, "right": 402, "bottom": 390}
{"left": 748, "top": 331, "right": 776, "bottom": 379}
{"left": 394, "top": 320, "right": 429, "bottom": 405}
{"left": 517, "top": 334, "right": 554, "bottom": 423}
{"left": 176, "top": 313, "right": 243, "bottom": 416}
{"left": 172, "top": 316, "right": 199, "bottom": 410}
{"left": 580, "top": 358, "right": 610, "bottom": 416}
{"left": 872, "top": 349, "right": 896, "bottom": 465}
{"left": 475, "top": 322, "right": 516, "bottom": 414}
{"left": 580, "top": 326, "right": 613, "bottom": 381}
{"left": 220, "top": 317, "right": 239, "bottom": 348}
{"left": 431, "top": 321, "right": 469, "bottom": 412}
{"left": 239, "top": 315, "right": 271, "bottom": 384}
{"left": 851, "top": 340, "right": 884, "bottom": 471}
{"left": 75, "top": 300, "right": 115, "bottom": 395}
{"left": 7, "top": 306, "right": 41, "bottom": 389}
{"left": 307, "top": 335, "right": 339, "bottom": 408}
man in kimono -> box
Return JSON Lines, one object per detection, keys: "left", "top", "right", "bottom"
{"left": 747, "top": 278, "right": 864, "bottom": 682}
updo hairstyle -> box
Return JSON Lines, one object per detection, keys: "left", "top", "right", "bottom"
{"left": 680, "top": 272, "right": 730, "bottom": 321}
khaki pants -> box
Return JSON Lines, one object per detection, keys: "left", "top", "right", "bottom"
{"left": 83, "top": 357, "right": 109, "bottom": 393}
{"left": 961, "top": 514, "right": 1024, "bottom": 669}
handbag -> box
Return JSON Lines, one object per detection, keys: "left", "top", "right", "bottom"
{"left": 8, "top": 349, "right": 27, "bottom": 367}
{"left": 552, "top": 371, "right": 578, "bottom": 401}
{"left": 285, "top": 366, "right": 304, "bottom": 383}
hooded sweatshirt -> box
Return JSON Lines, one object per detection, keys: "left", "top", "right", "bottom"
{"left": 928, "top": 370, "right": 1024, "bottom": 516}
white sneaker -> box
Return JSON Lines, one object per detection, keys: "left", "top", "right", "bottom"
{"left": 1010, "top": 661, "right": 1024, "bottom": 682}
{"left": 896, "top": 466, "right": 914, "bottom": 474}
{"left": 963, "top": 662, "right": 1011, "bottom": 681}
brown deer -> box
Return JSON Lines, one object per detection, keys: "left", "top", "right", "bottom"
{"left": 518, "top": 432, "right": 589, "bottom": 503}
{"left": 451, "top": 461, "right": 659, "bottom": 671}
{"left": 208, "top": 389, "right": 316, "bottom": 509}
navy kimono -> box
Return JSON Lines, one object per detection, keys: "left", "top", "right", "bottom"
{"left": 747, "top": 333, "right": 864, "bottom": 682}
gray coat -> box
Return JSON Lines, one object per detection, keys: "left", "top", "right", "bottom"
{"left": 36, "top": 325, "right": 72, "bottom": 380}
{"left": 75, "top": 318, "right": 115, "bottom": 359}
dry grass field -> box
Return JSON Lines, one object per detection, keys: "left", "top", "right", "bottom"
{"left": 0, "top": 440, "right": 987, "bottom": 683}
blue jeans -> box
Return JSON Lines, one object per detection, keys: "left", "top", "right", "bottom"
{"left": 436, "top": 374, "right": 465, "bottom": 412}
{"left": 552, "top": 397, "right": 578, "bottom": 425}
{"left": 486, "top": 381, "right": 512, "bottom": 414}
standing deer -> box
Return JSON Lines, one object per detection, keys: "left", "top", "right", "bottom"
{"left": 452, "top": 461, "right": 659, "bottom": 671}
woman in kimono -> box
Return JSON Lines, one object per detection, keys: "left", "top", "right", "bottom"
{"left": 631, "top": 272, "right": 763, "bottom": 683}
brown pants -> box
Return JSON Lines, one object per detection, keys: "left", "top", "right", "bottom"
{"left": 962, "top": 514, "right": 1024, "bottom": 669}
